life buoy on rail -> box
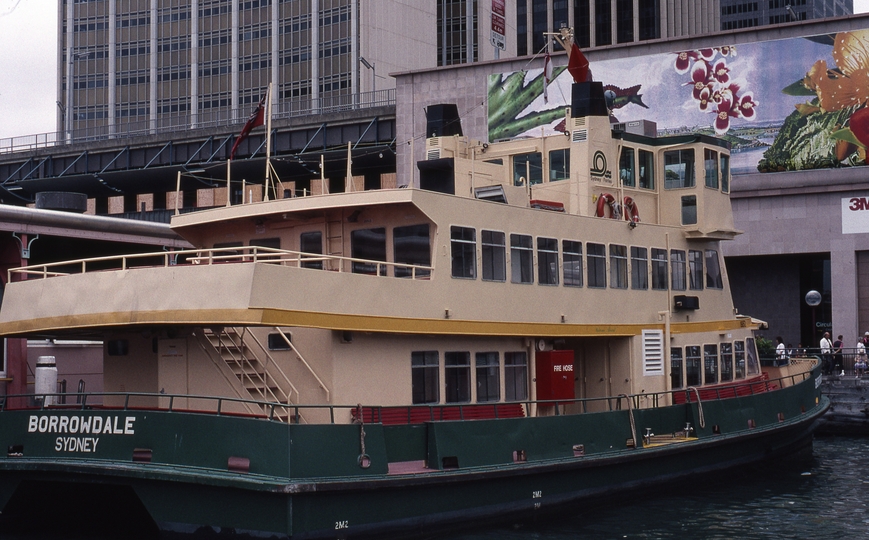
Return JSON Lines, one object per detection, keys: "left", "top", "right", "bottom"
{"left": 595, "top": 193, "right": 621, "bottom": 219}
{"left": 623, "top": 196, "right": 640, "bottom": 223}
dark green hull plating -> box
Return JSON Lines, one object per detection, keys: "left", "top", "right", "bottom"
{"left": 0, "top": 367, "right": 827, "bottom": 539}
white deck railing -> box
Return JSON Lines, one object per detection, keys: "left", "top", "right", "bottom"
{"left": 8, "top": 245, "right": 433, "bottom": 282}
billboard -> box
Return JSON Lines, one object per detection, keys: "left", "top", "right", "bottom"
{"left": 488, "top": 29, "right": 869, "bottom": 175}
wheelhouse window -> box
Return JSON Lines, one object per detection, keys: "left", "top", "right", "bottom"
{"left": 538, "top": 237, "right": 559, "bottom": 285}
{"left": 511, "top": 234, "right": 534, "bottom": 284}
{"left": 651, "top": 248, "right": 668, "bottom": 290}
{"left": 549, "top": 148, "right": 570, "bottom": 181}
{"left": 563, "top": 240, "right": 583, "bottom": 287}
{"left": 619, "top": 146, "right": 635, "bottom": 187}
{"left": 704, "top": 344, "right": 718, "bottom": 385}
{"left": 720, "top": 343, "right": 733, "bottom": 382}
{"left": 686, "top": 346, "right": 701, "bottom": 386}
{"left": 664, "top": 149, "right": 695, "bottom": 189}
{"left": 688, "top": 250, "right": 703, "bottom": 290}
{"left": 513, "top": 152, "right": 543, "bottom": 186}
{"left": 350, "top": 227, "right": 386, "bottom": 275}
{"left": 299, "top": 231, "right": 323, "bottom": 269}
{"left": 704, "top": 149, "right": 718, "bottom": 189}
{"left": 505, "top": 351, "right": 528, "bottom": 401}
{"left": 671, "top": 249, "right": 686, "bottom": 291}
{"left": 475, "top": 352, "right": 500, "bottom": 402}
{"left": 746, "top": 337, "right": 760, "bottom": 375}
{"left": 705, "top": 250, "right": 723, "bottom": 289}
{"left": 394, "top": 224, "right": 431, "bottom": 278}
{"left": 412, "top": 351, "right": 439, "bottom": 404}
{"left": 587, "top": 242, "right": 607, "bottom": 288}
{"left": 639, "top": 149, "right": 654, "bottom": 189}
{"left": 735, "top": 341, "right": 746, "bottom": 379}
{"left": 445, "top": 351, "right": 471, "bottom": 403}
{"left": 481, "top": 230, "right": 506, "bottom": 282}
{"left": 681, "top": 195, "right": 697, "bottom": 225}
{"left": 631, "top": 247, "right": 648, "bottom": 290}
{"left": 720, "top": 154, "right": 730, "bottom": 193}
{"left": 450, "top": 226, "right": 476, "bottom": 279}
{"left": 671, "top": 347, "right": 683, "bottom": 389}
{"left": 610, "top": 244, "right": 628, "bottom": 289}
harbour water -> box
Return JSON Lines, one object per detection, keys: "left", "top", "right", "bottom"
{"left": 2, "top": 436, "right": 866, "bottom": 540}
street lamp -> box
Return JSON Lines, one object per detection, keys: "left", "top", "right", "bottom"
{"left": 65, "top": 50, "right": 89, "bottom": 143}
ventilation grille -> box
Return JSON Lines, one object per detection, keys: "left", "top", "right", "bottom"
{"left": 427, "top": 148, "right": 441, "bottom": 160}
{"left": 572, "top": 130, "right": 588, "bottom": 142}
{"left": 642, "top": 330, "right": 664, "bottom": 375}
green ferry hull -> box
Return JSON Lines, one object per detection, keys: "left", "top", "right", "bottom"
{"left": 0, "top": 368, "right": 827, "bottom": 539}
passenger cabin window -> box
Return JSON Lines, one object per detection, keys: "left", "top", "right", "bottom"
{"left": 300, "top": 231, "right": 323, "bottom": 269}
{"left": 250, "top": 237, "right": 280, "bottom": 250}
{"left": 619, "top": 147, "right": 635, "bottom": 187}
{"left": 267, "top": 332, "right": 291, "bottom": 350}
{"left": 651, "top": 248, "right": 668, "bottom": 290}
{"left": 671, "top": 249, "right": 686, "bottom": 291}
{"left": 664, "top": 149, "right": 695, "bottom": 189}
{"left": 639, "top": 149, "right": 654, "bottom": 189}
{"left": 704, "top": 149, "right": 718, "bottom": 189}
{"left": 445, "top": 351, "right": 471, "bottom": 403}
{"left": 538, "top": 237, "right": 559, "bottom": 285}
{"left": 481, "top": 230, "right": 506, "bottom": 282}
{"left": 610, "top": 244, "right": 628, "bottom": 289}
{"left": 213, "top": 241, "right": 243, "bottom": 258}
{"left": 631, "top": 247, "right": 648, "bottom": 290}
{"left": 746, "top": 337, "right": 760, "bottom": 375}
{"left": 688, "top": 250, "right": 703, "bottom": 290}
{"left": 671, "top": 347, "right": 683, "bottom": 389}
{"left": 505, "top": 352, "right": 528, "bottom": 400}
{"left": 686, "top": 346, "right": 701, "bottom": 386}
{"left": 393, "top": 224, "right": 431, "bottom": 278}
{"left": 721, "top": 343, "right": 733, "bottom": 382}
{"left": 705, "top": 250, "right": 723, "bottom": 289}
{"left": 704, "top": 344, "right": 718, "bottom": 384}
{"left": 587, "top": 242, "right": 607, "bottom": 288}
{"left": 549, "top": 148, "right": 570, "bottom": 181}
{"left": 682, "top": 195, "right": 697, "bottom": 225}
{"left": 563, "top": 240, "right": 583, "bottom": 287}
{"left": 450, "top": 226, "right": 476, "bottom": 279}
{"left": 510, "top": 234, "right": 534, "bottom": 284}
{"left": 720, "top": 154, "right": 730, "bottom": 193}
{"left": 475, "top": 352, "right": 500, "bottom": 402}
{"left": 512, "top": 153, "right": 543, "bottom": 186}
{"left": 412, "top": 351, "right": 439, "bottom": 404}
{"left": 734, "top": 341, "right": 746, "bottom": 379}
{"left": 351, "top": 227, "right": 386, "bottom": 275}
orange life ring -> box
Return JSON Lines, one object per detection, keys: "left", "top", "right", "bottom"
{"left": 623, "top": 196, "right": 640, "bottom": 223}
{"left": 595, "top": 193, "right": 620, "bottom": 218}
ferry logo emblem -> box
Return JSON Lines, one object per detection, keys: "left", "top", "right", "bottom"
{"left": 590, "top": 151, "right": 611, "bottom": 182}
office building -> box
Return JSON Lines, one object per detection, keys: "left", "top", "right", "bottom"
{"left": 720, "top": 0, "right": 853, "bottom": 30}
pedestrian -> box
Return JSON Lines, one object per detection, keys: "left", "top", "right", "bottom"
{"left": 833, "top": 334, "right": 844, "bottom": 372}
{"left": 857, "top": 337, "right": 867, "bottom": 379}
{"left": 775, "top": 336, "right": 787, "bottom": 366}
{"left": 820, "top": 332, "right": 833, "bottom": 375}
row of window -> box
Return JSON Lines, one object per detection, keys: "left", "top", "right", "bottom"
{"left": 670, "top": 340, "right": 760, "bottom": 390}
{"left": 412, "top": 350, "right": 528, "bottom": 405}
{"left": 450, "top": 226, "right": 723, "bottom": 291}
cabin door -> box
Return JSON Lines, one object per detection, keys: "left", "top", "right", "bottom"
{"left": 158, "top": 339, "right": 189, "bottom": 408}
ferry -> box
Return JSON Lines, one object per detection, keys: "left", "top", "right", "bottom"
{"left": 0, "top": 54, "right": 827, "bottom": 537}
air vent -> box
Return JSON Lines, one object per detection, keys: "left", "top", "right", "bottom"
{"left": 572, "top": 130, "right": 588, "bottom": 142}
{"left": 474, "top": 185, "right": 507, "bottom": 203}
{"left": 427, "top": 148, "right": 441, "bottom": 160}
{"left": 642, "top": 330, "right": 664, "bottom": 375}
{"left": 573, "top": 117, "right": 586, "bottom": 128}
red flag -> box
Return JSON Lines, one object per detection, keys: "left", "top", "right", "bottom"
{"left": 230, "top": 93, "right": 266, "bottom": 159}
{"left": 567, "top": 43, "right": 590, "bottom": 84}
{"left": 543, "top": 52, "right": 553, "bottom": 104}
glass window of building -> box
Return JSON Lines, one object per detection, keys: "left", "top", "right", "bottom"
{"left": 445, "top": 351, "right": 471, "bottom": 403}
{"left": 671, "top": 347, "right": 683, "bottom": 389}
{"left": 686, "top": 346, "right": 701, "bottom": 386}
{"left": 639, "top": 149, "right": 655, "bottom": 189}
{"left": 594, "top": 0, "right": 612, "bottom": 46}
{"left": 300, "top": 231, "right": 322, "bottom": 270}
{"left": 616, "top": 0, "right": 634, "bottom": 43}
{"left": 681, "top": 195, "right": 697, "bottom": 225}
{"left": 704, "top": 344, "right": 718, "bottom": 385}
{"left": 631, "top": 246, "right": 648, "bottom": 290}
{"left": 350, "top": 227, "right": 386, "bottom": 275}
{"left": 538, "top": 237, "right": 559, "bottom": 285}
{"left": 610, "top": 244, "right": 628, "bottom": 289}
{"left": 511, "top": 234, "right": 534, "bottom": 284}
{"left": 671, "top": 249, "right": 686, "bottom": 291}
{"left": 563, "top": 240, "right": 583, "bottom": 287}
{"left": 704, "top": 149, "right": 719, "bottom": 189}
{"left": 720, "top": 342, "right": 733, "bottom": 382}
{"left": 689, "top": 250, "right": 704, "bottom": 290}
{"left": 450, "top": 226, "right": 476, "bottom": 279}
{"left": 412, "top": 351, "right": 439, "bottom": 404}
{"left": 481, "top": 230, "right": 506, "bottom": 282}
{"left": 475, "top": 352, "right": 500, "bottom": 402}
{"left": 505, "top": 351, "right": 528, "bottom": 401}
{"left": 705, "top": 250, "right": 724, "bottom": 289}
{"left": 651, "top": 248, "right": 668, "bottom": 290}
{"left": 394, "top": 224, "right": 431, "bottom": 278}
{"left": 550, "top": 148, "right": 570, "bottom": 181}
{"left": 587, "top": 242, "right": 607, "bottom": 288}
{"left": 619, "top": 147, "right": 635, "bottom": 187}
{"left": 664, "top": 149, "right": 695, "bottom": 189}
{"left": 513, "top": 153, "right": 543, "bottom": 186}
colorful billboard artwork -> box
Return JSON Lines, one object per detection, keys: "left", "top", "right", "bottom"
{"left": 487, "top": 28, "right": 869, "bottom": 174}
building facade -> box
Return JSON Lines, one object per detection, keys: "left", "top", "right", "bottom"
{"left": 720, "top": 0, "right": 853, "bottom": 30}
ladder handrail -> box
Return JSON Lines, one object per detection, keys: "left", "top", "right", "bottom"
{"left": 274, "top": 327, "right": 331, "bottom": 402}
{"left": 234, "top": 326, "right": 299, "bottom": 405}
